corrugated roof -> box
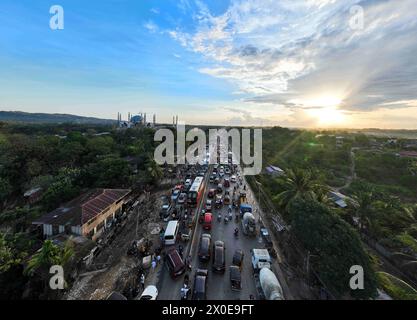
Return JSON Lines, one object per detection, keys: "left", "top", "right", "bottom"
{"left": 33, "top": 189, "right": 131, "bottom": 227}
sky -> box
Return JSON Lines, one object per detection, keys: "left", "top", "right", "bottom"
{"left": 1, "top": 0, "right": 417, "bottom": 129}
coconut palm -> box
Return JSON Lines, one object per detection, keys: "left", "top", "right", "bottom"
{"left": 25, "top": 240, "right": 73, "bottom": 276}
{"left": 274, "top": 168, "right": 328, "bottom": 212}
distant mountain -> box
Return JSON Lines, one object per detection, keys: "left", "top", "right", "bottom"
{"left": 0, "top": 111, "right": 116, "bottom": 124}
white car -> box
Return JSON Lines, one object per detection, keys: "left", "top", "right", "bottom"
{"left": 139, "top": 285, "right": 158, "bottom": 300}
{"left": 231, "top": 175, "right": 237, "bottom": 183}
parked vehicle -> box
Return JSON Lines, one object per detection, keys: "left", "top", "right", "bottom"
{"left": 166, "top": 248, "right": 186, "bottom": 278}
{"left": 192, "top": 269, "right": 208, "bottom": 300}
{"left": 139, "top": 285, "right": 158, "bottom": 300}
{"left": 198, "top": 234, "right": 212, "bottom": 261}
{"left": 229, "top": 266, "right": 242, "bottom": 291}
{"left": 212, "top": 241, "right": 226, "bottom": 273}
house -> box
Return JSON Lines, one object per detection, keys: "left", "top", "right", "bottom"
{"left": 24, "top": 187, "right": 43, "bottom": 205}
{"left": 328, "top": 191, "right": 348, "bottom": 208}
{"left": 265, "top": 165, "right": 285, "bottom": 177}
{"left": 32, "top": 188, "right": 131, "bottom": 241}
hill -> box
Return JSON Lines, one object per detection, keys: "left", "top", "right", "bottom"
{"left": 0, "top": 111, "right": 116, "bottom": 124}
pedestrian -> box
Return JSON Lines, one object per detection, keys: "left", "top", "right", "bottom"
{"left": 249, "top": 294, "right": 255, "bottom": 300}
{"left": 178, "top": 245, "right": 183, "bottom": 258}
{"left": 140, "top": 273, "right": 145, "bottom": 290}
{"left": 157, "top": 255, "right": 161, "bottom": 265}
{"left": 151, "top": 258, "right": 157, "bottom": 270}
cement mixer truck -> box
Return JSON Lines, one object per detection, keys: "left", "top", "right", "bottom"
{"left": 251, "top": 249, "right": 284, "bottom": 300}
{"left": 242, "top": 212, "right": 257, "bottom": 236}
{"left": 258, "top": 267, "right": 284, "bottom": 300}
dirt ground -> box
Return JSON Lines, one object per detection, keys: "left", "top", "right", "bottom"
{"left": 65, "top": 188, "right": 170, "bottom": 300}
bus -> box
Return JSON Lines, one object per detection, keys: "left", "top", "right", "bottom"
{"left": 164, "top": 220, "right": 179, "bottom": 246}
{"left": 187, "top": 176, "right": 205, "bottom": 207}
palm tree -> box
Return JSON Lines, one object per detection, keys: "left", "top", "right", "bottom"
{"left": 25, "top": 240, "right": 73, "bottom": 276}
{"left": 274, "top": 168, "right": 328, "bottom": 212}
{"left": 349, "top": 191, "right": 376, "bottom": 236}
{"left": 146, "top": 159, "right": 163, "bottom": 184}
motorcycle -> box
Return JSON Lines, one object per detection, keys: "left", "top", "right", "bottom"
{"left": 181, "top": 274, "right": 190, "bottom": 300}
{"left": 217, "top": 213, "right": 222, "bottom": 222}
{"left": 224, "top": 216, "right": 229, "bottom": 224}
{"left": 234, "top": 228, "right": 239, "bottom": 238}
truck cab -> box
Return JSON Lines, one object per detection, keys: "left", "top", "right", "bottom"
{"left": 251, "top": 249, "right": 271, "bottom": 272}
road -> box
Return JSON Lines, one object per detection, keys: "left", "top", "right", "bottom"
{"left": 157, "top": 164, "right": 278, "bottom": 300}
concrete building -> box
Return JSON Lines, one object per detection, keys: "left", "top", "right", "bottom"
{"left": 32, "top": 188, "right": 131, "bottom": 241}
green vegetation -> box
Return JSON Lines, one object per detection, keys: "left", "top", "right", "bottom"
{"left": 257, "top": 127, "right": 417, "bottom": 298}
{"left": 377, "top": 272, "right": 417, "bottom": 300}
{"left": 0, "top": 122, "right": 160, "bottom": 299}
{"left": 289, "top": 198, "right": 378, "bottom": 299}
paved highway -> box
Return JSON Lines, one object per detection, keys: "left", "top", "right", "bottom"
{"left": 158, "top": 163, "right": 269, "bottom": 300}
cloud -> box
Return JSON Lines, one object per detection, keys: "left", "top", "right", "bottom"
{"left": 144, "top": 20, "right": 159, "bottom": 33}
{"left": 169, "top": 0, "right": 417, "bottom": 115}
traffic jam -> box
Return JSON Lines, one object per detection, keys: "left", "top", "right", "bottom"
{"left": 157, "top": 142, "right": 284, "bottom": 301}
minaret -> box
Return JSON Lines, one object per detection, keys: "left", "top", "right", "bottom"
{"left": 153, "top": 114, "right": 156, "bottom": 127}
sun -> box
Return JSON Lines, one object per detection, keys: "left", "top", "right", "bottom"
{"left": 308, "top": 106, "right": 346, "bottom": 126}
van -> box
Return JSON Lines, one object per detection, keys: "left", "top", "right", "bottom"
{"left": 166, "top": 248, "right": 186, "bottom": 278}
{"left": 164, "top": 221, "right": 179, "bottom": 246}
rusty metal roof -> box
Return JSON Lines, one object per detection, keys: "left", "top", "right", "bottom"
{"left": 33, "top": 189, "right": 131, "bottom": 227}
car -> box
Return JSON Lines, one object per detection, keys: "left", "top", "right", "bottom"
{"left": 185, "top": 179, "right": 192, "bottom": 189}
{"left": 232, "top": 249, "right": 244, "bottom": 270}
{"left": 166, "top": 248, "right": 186, "bottom": 278}
{"left": 207, "top": 188, "right": 216, "bottom": 199}
{"left": 177, "top": 192, "right": 187, "bottom": 205}
{"left": 219, "top": 170, "right": 225, "bottom": 178}
{"left": 205, "top": 199, "right": 212, "bottom": 211}
{"left": 139, "top": 285, "right": 158, "bottom": 300}
{"left": 231, "top": 175, "right": 237, "bottom": 183}
{"left": 160, "top": 203, "right": 172, "bottom": 220}
{"left": 223, "top": 178, "right": 230, "bottom": 188}
{"left": 192, "top": 269, "right": 208, "bottom": 300}
{"left": 198, "top": 234, "right": 212, "bottom": 261}
{"left": 212, "top": 241, "right": 226, "bottom": 273}
{"left": 217, "top": 183, "right": 223, "bottom": 193}
{"left": 223, "top": 195, "right": 231, "bottom": 205}
{"left": 225, "top": 168, "right": 231, "bottom": 175}
{"left": 214, "top": 177, "right": 220, "bottom": 185}
{"left": 171, "top": 189, "right": 181, "bottom": 202}
{"left": 161, "top": 195, "right": 170, "bottom": 205}
{"left": 209, "top": 174, "right": 216, "bottom": 183}
{"left": 215, "top": 194, "right": 223, "bottom": 209}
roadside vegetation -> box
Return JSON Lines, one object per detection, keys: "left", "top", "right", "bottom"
{"left": 256, "top": 126, "right": 417, "bottom": 299}
{"left": 0, "top": 122, "right": 160, "bottom": 299}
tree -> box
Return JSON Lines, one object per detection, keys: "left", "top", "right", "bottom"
{"left": 25, "top": 240, "right": 73, "bottom": 277}
{"left": 289, "top": 198, "right": 378, "bottom": 299}
{"left": 0, "top": 234, "right": 18, "bottom": 273}
{"left": 274, "top": 168, "right": 328, "bottom": 212}
{"left": 0, "top": 177, "right": 12, "bottom": 209}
